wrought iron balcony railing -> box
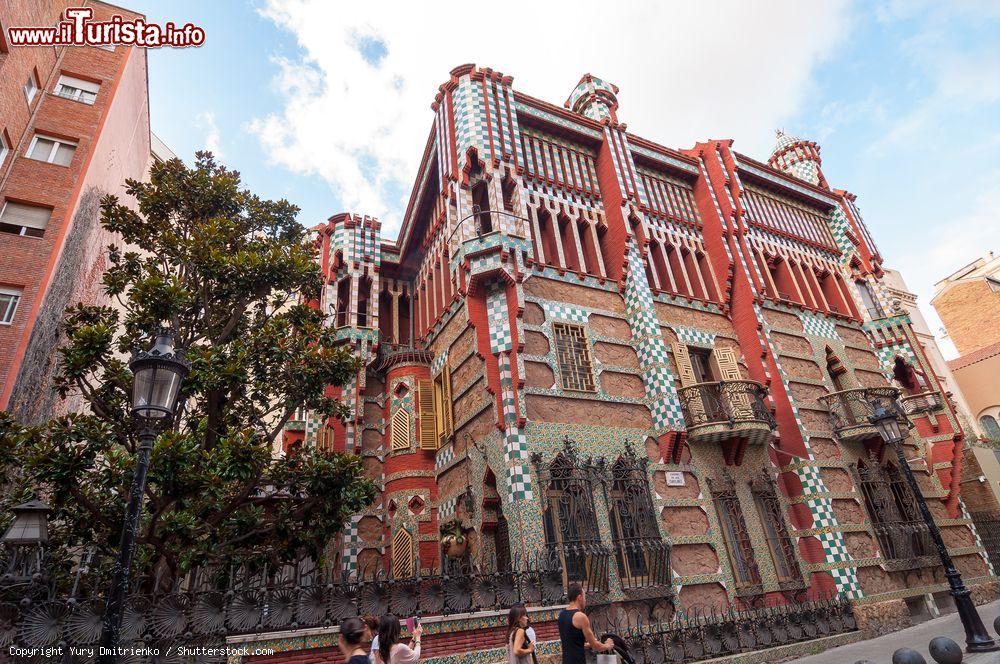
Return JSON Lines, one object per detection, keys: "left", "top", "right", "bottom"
{"left": 678, "top": 380, "right": 776, "bottom": 444}
{"left": 901, "top": 390, "right": 946, "bottom": 415}
{"left": 873, "top": 521, "right": 937, "bottom": 571}
{"left": 817, "top": 386, "right": 904, "bottom": 442}
{"left": 614, "top": 538, "right": 673, "bottom": 596}
{"left": 374, "top": 342, "right": 433, "bottom": 372}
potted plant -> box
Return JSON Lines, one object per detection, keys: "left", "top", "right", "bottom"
{"left": 440, "top": 519, "right": 469, "bottom": 559}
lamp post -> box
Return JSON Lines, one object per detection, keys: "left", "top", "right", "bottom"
{"left": 869, "top": 399, "right": 997, "bottom": 653}
{"left": 1, "top": 499, "right": 51, "bottom": 584}
{"left": 98, "top": 328, "right": 188, "bottom": 662}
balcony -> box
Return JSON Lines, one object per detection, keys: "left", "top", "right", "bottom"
{"left": 901, "top": 390, "right": 946, "bottom": 416}
{"left": 818, "top": 386, "right": 902, "bottom": 443}
{"left": 678, "top": 380, "right": 776, "bottom": 444}
{"left": 374, "top": 343, "right": 433, "bottom": 372}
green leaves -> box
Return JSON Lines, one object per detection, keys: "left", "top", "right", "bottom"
{"left": 1, "top": 152, "right": 375, "bottom": 581}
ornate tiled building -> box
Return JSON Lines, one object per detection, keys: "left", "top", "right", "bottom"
{"left": 283, "top": 64, "right": 995, "bottom": 643}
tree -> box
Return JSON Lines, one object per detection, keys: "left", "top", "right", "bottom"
{"left": 0, "top": 152, "right": 376, "bottom": 583}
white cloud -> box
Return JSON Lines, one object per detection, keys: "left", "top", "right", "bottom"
{"left": 893, "top": 176, "right": 1000, "bottom": 358}
{"left": 249, "top": 0, "right": 852, "bottom": 237}
{"left": 196, "top": 111, "right": 224, "bottom": 158}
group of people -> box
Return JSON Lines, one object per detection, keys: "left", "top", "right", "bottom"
{"left": 336, "top": 584, "right": 617, "bottom": 664}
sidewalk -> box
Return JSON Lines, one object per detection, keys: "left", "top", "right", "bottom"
{"left": 792, "top": 600, "right": 1000, "bottom": 664}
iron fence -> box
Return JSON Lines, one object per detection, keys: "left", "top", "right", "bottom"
{"left": 593, "top": 593, "right": 857, "bottom": 663}
{"left": 971, "top": 510, "right": 1000, "bottom": 573}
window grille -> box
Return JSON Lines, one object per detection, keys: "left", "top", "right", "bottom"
{"left": 708, "top": 470, "right": 762, "bottom": 594}
{"left": 553, "top": 322, "right": 596, "bottom": 392}
{"left": 607, "top": 451, "right": 672, "bottom": 589}
{"left": 749, "top": 470, "right": 803, "bottom": 588}
{"left": 315, "top": 424, "right": 336, "bottom": 453}
{"left": 533, "top": 438, "right": 609, "bottom": 592}
{"left": 853, "top": 458, "right": 934, "bottom": 568}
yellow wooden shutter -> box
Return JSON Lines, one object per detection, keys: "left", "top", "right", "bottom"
{"left": 391, "top": 409, "right": 411, "bottom": 451}
{"left": 391, "top": 528, "right": 414, "bottom": 578}
{"left": 713, "top": 346, "right": 742, "bottom": 381}
{"left": 672, "top": 342, "right": 697, "bottom": 386}
{"left": 673, "top": 342, "right": 705, "bottom": 421}
{"left": 417, "top": 379, "right": 437, "bottom": 449}
{"left": 436, "top": 365, "right": 454, "bottom": 445}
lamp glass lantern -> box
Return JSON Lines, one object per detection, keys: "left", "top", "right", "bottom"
{"left": 130, "top": 328, "right": 189, "bottom": 421}
{"left": 870, "top": 402, "right": 904, "bottom": 442}
{"left": 1, "top": 500, "right": 51, "bottom": 546}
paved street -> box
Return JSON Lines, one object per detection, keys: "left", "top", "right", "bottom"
{"left": 792, "top": 600, "right": 1000, "bottom": 663}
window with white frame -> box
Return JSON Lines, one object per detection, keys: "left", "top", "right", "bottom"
{"left": 0, "top": 131, "right": 9, "bottom": 165}
{"left": 27, "top": 135, "right": 77, "bottom": 166}
{"left": 0, "top": 287, "right": 21, "bottom": 325}
{"left": 23, "top": 71, "right": 39, "bottom": 105}
{"left": 0, "top": 201, "right": 51, "bottom": 237}
{"left": 55, "top": 75, "right": 99, "bottom": 105}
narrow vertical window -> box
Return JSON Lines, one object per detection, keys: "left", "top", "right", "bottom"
{"left": 417, "top": 379, "right": 436, "bottom": 450}
{"left": 749, "top": 471, "right": 802, "bottom": 587}
{"left": 708, "top": 471, "right": 762, "bottom": 594}
{"left": 553, "top": 322, "right": 595, "bottom": 392}
{"left": 433, "top": 364, "right": 454, "bottom": 446}
{"left": 607, "top": 454, "right": 671, "bottom": 589}
{"left": 855, "top": 279, "right": 885, "bottom": 319}
{"left": 391, "top": 528, "right": 415, "bottom": 579}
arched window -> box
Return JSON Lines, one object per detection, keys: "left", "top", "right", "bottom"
{"left": 981, "top": 415, "right": 1000, "bottom": 441}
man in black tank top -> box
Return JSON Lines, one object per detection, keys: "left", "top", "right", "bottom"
{"left": 558, "top": 584, "right": 615, "bottom": 664}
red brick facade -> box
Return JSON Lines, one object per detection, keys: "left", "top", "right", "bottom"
{"left": 0, "top": 0, "right": 150, "bottom": 421}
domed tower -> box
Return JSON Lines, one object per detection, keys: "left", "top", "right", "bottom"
{"left": 767, "top": 129, "right": 827, "bottom": 188}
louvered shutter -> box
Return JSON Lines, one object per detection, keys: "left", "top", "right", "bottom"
{"left": 714, "top": 346, "right": 752, "bottom": 419}
{"left": 673, "top": 342, "right": 705, "bottom": 422}
{"left": 391, "top": 528, "right": 414, "bottom": 578}
{"left": 437, "top": 364, "right": 454, "bottom": 445}
{"left": 417, "top": 379, "right": 437, "bottom": 449}
{"left": 391, "top": 409, "right": 411, "bottom": 451}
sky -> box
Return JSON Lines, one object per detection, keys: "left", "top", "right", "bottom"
{"left": 129, "top": 0, "right": 999, "bottom": 357}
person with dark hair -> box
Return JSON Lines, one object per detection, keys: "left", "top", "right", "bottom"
{"left": 339, "top": 617, "right": 371, "bottom": 664}
{"left": 361, "top": 615, "right": 380, "bottom": 664}
{"left": 377, "top": 614, "right": 422, "bottom": 664}
{"left": 558, "top": 584, "right": 613, "bottom": 664}
{"left": 507, "top": 604, "right": 534, "bottom": 664}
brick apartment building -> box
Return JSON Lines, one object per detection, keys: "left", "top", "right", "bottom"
{"left": 252, "top": 66, "right": 998, "bottom": 661}
{"left": 932, "top": 252, "right": 1000, "bottom": 441}
{"left": 0, "top": 0, "right": 152, "bottom": 423}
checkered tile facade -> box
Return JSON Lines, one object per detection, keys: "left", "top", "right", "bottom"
{"left": 671, "top": 325, "right": 716, "bottom": 348}
{"left": 341, "top": 514, "right": 364, "bottom": 574}
{"left": 798, "top": 312, "right": 840, "bottom": 341}
{"left": 623, "top": 242, "right": 685, "bottom": 431}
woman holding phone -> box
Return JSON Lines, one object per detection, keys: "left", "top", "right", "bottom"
{"left": 376, "top": 614, "right": 422, "bottom": 664}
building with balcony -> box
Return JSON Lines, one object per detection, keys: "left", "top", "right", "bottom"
{"left": 0, "top": 0, "right": 152, "bottom": 423}
{"left": 278, "top": 65, "right": 995, "bottom": 654}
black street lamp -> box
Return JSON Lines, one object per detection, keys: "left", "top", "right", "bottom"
{"left": 98, "top": 328, "right": 188, "bottom": 662}
{"left": 1, "top": 499, "right": 51, "bottom": 584}
{"left": 869, "top": 398, "right": 997, "bottom": 653}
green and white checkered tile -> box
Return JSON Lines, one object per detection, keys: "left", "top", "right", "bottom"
{"left": 541, "top": 302, "right": 590, "bottom": 324}
{"left": 487, "top": 288, "right": 514, "bottom": 353}
{"left": 799, "top": 312, "right": 840, "bottom": 340}
{"left": 829, "top": 565, "right": 863, "bottom": 599}
{"left": 828, "top": 206, "right": 856, "bottom": 259}
{"left": 875, "top": 343, "right": 917, "bottom": 379}
{"left": 431, "top": 350, "right": 449, "bottom": 375}
{"left": 671, "top": 325, "right": 716, "bottom": 348}
{"left": 438, "top": 495, "right": 460, "bottom": 520}
{"left": 341, "top": 514, "right": 364, "bottom": 574}
{"left": 435, "top": 443, "right": 455, "bottom": 470}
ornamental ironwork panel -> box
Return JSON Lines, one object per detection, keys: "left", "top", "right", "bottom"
{"left": 749, "top": 470, "right": 804, "bottom": 590}
{"left": 853, "top": 459, "right": 935, "bottom": 570}
{"left": 552, "top": 322, "right": 596, "bottom": 392}
{"left": 607, "top": 450, "right": 673, "bottom": 593}
{"left": 970, "top": 510, "right": 1000, "bottom": 573}
{"left": 818, "top": 386, "right": 904, "bottom": 438}
{"left": 590, "top": 592, "right": 857, "bottom": 664}
{"left": 900, "top": 391, "right": 945, "bottom": 415}
{"left": 707, "top": 470, "right": 763, "bottom": 595}
{"left": 678, "top": 380, "right": 776, "bottom": 430}
{"left": 535, "top": 439, "right": 611, "bottom": 593}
